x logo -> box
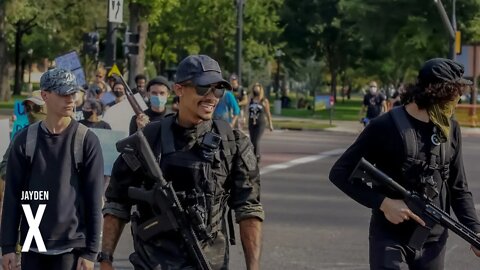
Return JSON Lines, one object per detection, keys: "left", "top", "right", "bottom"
{"left": 21, "top": 204, "right": 47, "bottom": 252}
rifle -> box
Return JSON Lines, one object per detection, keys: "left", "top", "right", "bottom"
{"left": 350, "top": 157, "right": 480, "bottom": 251}
{"left": 111, "top": 74, "right": 143, "bottom": 116}
{"left": 114, "top": 75, "right": 213, "bottom": 270}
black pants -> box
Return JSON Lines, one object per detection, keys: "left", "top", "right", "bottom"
{"left": 248, "top": 123, "right": 265, "bottom": 159}
{"left": 369, "top": 235, "right": 447, "bottom": 270}
{"left": 21, "top": 250, "right": 79, "bottom": 270}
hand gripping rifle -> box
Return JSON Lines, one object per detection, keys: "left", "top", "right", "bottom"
{"left": 114, "top": 75, "right": 213, "bottom": 270}
{"left": 350, "top": 157, "right": 480, "bottom": 251}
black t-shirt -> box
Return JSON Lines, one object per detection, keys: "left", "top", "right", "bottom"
{"left": 233, "top": 86, "right": 247, "bottom": 107}
{"left": 363, "top": 93, "right": 385, "bottom": 119}
{"left": 79, "top": 119, "right": 112, "bottom": 130}
{"left": 329, "top": 106, "right": 480, "bottom": 242}
{"left": 129, "top": 108, "right": 168, "bottom": 135}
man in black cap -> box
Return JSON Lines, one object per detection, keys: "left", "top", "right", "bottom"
{"left": 1, "top": 68, "right": 104, "bottom": 270}
{"left": 129, "top": 75, "right": 172, "bottom": 135}
{"left": 330, "top": 58, "right": 480, "bottom": 269}
{"left": 100, "top": 55, "right": 264, "bottom": 270}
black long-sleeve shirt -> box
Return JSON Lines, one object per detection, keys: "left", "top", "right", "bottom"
{"left": 330, "top": 107, "right": 480, "bottom": 242}
{"left": 1, "top": 120, "right": 104, "bottom": 261}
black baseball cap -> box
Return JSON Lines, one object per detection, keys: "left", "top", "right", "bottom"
{"left": 175, "top": 55, "right": 231, "bottom": 89}
{"left": 418, "top": 58, "right": 472, "bottom": 86}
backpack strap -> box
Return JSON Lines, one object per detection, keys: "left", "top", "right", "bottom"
{"left": 73, "top": 123, "right": 88, "bottom": 172}
{"left": 213, "top": 119, "right": 236, "bottom": 156}
{"left": 25, "top": 122, "right": 40, "bottom": 164}
{"left": 212, "top": 119, "right": 237, "bottom": 245}
{"left": 390, "top": 107, "right": 418, "bottom": 161}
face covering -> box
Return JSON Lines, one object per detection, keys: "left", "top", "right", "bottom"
{"left": 428, "top": 96, "right": 461, "bottom": 143}
{"left": 113, "top": 91, "right": 124, "bottom": 97}
{"left": 27, "top": 111, "right": 46, "bottom": 124}
{"left": 150, "top": 95, "right": 167, "bottom": 109}
{"left": 253, "top": 88, "right": 260, "bottom": 97}
{"left": 83, "top": 110, "right": 94, "bottom": 120}
{"left": 369, "top": 87, "right": 377, "bottom": 95}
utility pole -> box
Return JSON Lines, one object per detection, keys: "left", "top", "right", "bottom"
{"left": 105, "top": 22, "right": 117, "bottom": 69}
{"left": 433, "top": 0, "right": 456, "bottom": 60}
{"left": 235, "top": 0, "right": 245, "bottom": 84}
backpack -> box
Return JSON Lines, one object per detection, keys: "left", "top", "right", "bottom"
{"left": 25, "top": 122, "right": 89, "bottom": 172}
{"left": 389, "top": 107, "right": 451, "bottom": 200}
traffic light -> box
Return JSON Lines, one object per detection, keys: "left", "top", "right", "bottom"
{"left": 124, "top": 31, "right": 139, "bottom": 56}
{"left": 83, "top": 32, "right": 100, "bottom": 58}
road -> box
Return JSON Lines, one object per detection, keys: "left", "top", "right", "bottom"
{"left": 108, "top": 129, "right": 480, "bottom": 269}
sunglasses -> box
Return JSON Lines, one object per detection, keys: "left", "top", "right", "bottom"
{"left": 183, "top": 84, "right": 225, "bottom": 98}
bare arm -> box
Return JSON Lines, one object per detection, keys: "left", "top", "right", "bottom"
{"left": 239, "top": 218, "right": 263, "bottom": 270}
{"left": 100, "top": 214, "right": 127, "bottom": 268}
{"left": 265, "top": 99, "right": 274, "bottom": 129}
{"left": 231, "top": 115, "right": 238, "bottom": 128}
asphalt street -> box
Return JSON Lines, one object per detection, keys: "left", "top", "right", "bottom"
{"left": 1, "top": 127, "right": 480, "bottom": 269}
{"left": 108, "top": 128, "right": 480, "bottom": 269}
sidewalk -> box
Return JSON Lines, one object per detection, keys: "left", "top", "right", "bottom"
{"left": 271, "top": 115, "right": 480, "bottom": 136}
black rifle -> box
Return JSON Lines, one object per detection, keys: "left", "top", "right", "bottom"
{"left": 114, "top": 75, "right": 213, "bottom": 270}
{"left": 350, "top": 157, "right": 480, "bottom": 251}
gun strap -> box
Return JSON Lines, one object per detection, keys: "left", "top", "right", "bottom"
{"left": 227, "top": 207, "right": 236, "bottom": 245}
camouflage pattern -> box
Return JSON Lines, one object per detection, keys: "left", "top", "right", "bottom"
{"left": 40, "top": 68, "right": 80, "bottom": 96}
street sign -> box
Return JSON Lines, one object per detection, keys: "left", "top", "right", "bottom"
{"left": 108, "top": 0, "right": 123, "bottom": 23}
{"left": 457, "top": 45, "right": 480, "bottom": 78}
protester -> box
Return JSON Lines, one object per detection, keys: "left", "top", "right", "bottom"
{"left": 230, "top": 74, "right": 248, "bottom": 129}
{"left": 359, "top": 81, "right": 387, "bottom": 126}
{"left": 330, "top": 58, "right": 480, "bottom": 269}
{"left": 213, "top": 88, "right": 240, "bottom": 127}
{"left": 129, "top": 76, "right": 171, "bottom": 135}
{"left": 1, "top": 68, "right": 103, "bottom": 270}
{"left": 248, "top": 83, "right": 273, "bottom": 162}
{"left": 79, "top": 99, "right": 111, "bottom": 129}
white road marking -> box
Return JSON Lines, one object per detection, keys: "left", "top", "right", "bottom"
{"left": 260, "top": 148, "right": 345, "bottom": 175}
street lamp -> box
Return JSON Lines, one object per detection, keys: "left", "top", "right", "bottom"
{"left": 433, "top": 0, "right": 456, "bottom": 60}
{"left": 274, "top": 49, "right": 284, "bottom": 99}
{"left": 27, "top": 48, "right": 33, "bottom": 93}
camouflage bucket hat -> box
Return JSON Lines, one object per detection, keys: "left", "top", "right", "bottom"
{"left": 40, "top": 68, "right": 80, "bottom": 96}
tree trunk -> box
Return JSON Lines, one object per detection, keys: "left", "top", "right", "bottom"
{"left": 0, "top": 1, "right": 11, "bottom": 101}
{"left": 128, "top": 3, "right": 148, "bottom": 88}
{"left": 13, "top": 25, "right": 22, "bottom": 95}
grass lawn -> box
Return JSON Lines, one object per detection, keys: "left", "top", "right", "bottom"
{"left": 277, "top": 97, "right": 362, "bottom": 121}
{"left": 272, "top": 120, "right": 332, "bottom": 131}
{"left": 0, "top": 95, "right": 28, "bottom": 109}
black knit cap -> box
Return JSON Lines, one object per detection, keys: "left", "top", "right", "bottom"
{"left": 146, "top": 76, "right": 171, "bottom": 92}
{"left": 418, "top": 58, "right": 472, "bottom": 86}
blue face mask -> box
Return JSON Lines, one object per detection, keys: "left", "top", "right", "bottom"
{"left": 150, "top": 95, "right": 167, "bottom": 108}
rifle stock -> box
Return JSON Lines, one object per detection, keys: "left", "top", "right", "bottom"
{"left": 116, "top": 130, "right": 213, "bottom": 270}
{"left": 112, "top": 74, "right": 143, "bottom": 116}
{"left": 350, "top": 157, "right": 480, "bottom": 250}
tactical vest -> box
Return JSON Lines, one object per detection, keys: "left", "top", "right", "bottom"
{"left": 390, "top": 107, "right": 451, "bottom": 202}
{"left": 155, "top": 116, "right": 237, "bottom": 241}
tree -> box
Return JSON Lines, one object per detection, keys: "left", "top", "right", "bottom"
{"left": 281, "top": 0, "right": 361, "bottom": 101}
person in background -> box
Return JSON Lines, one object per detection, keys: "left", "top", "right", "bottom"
{"left": 248, "top": 83, "right": 273, "bottom": 162}
{"left": 79, "top": 99, "right": 111, "bottom": 130}
{"left": 359, "top": 81, "right": 387, "bottom": 126}
{"left": 94, "top": 68, "right": 110, "bottom": 93}
{"left": 110, "top": 81, "right": 126, "bottom": 106}
{"left": 213, "top": 88, "right": 240, "bottom": 127}
{"left": 73, "top": 88, "right": 86, "bottom": 121}
{"left": 0, "top": 90, "right": 47, "bottom": 226}
{"left": 230, "top": 74, "right": 248, "bottom": 129}
{"left": 129, "top": 76, "right": 171, "bottom": 135}
{"left": 133, "top": 74, "right": 148, "bottom": 103}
